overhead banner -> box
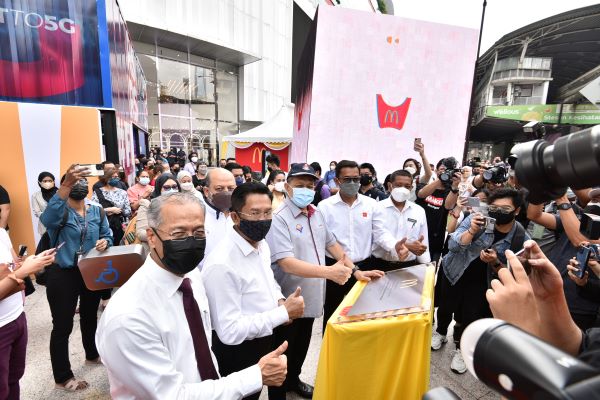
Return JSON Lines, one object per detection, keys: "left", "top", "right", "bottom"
{"left": 0, "top": 0, "right": 111, "bottom": 107}
{"left": 486, "top": 104, "right": 600, "bottom": 125}
{"left": 292, "top": 6, "right": 478, "bottom": 176}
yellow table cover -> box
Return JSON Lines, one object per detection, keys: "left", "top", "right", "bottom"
{"left": 314, "top": 266, "right": 435, "bottom": 400}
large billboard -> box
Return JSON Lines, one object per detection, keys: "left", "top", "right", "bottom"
{"left": 0, "top": 0, "right": 111, "bottom": 107}
{"left": 292, "top": 6, "right": 479, "bottom": 175}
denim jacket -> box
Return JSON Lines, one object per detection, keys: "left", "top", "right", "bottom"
{"left": 442, "top": 214, "right": 529, "bottom": 285}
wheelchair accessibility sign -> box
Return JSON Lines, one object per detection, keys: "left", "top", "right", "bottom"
{"left": 95, "top": 260, "right": 119, "bottom": 285}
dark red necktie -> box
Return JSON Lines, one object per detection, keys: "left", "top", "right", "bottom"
{"left": 179, "top": 278, "right": 219, "bottom": 380}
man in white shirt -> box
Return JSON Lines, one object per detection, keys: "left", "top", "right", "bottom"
{"left": 202, "top": 183, "right": 304, "bottom": 400}
{"left": 372, "top": 169, "right": 431, "bottom": 270}
{"left": 318, "top": 160, "right": 409, "bottom": 331}
{"left": 201, "top": 168, "right": 236, "bottom": 263}
{"left": 96, "top": 192, "right": 288, "bottom": 400}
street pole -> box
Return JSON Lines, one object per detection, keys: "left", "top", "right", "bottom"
{"left": 462, "top": 0, "right": 487, "bottom": 164}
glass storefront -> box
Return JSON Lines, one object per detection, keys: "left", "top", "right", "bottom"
{"left": 134, "top": 42, "right": 239, "bottom": 166}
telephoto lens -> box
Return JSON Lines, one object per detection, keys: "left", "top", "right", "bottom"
{"left": 511, "top": 126, "right": 600, "bottom": 205}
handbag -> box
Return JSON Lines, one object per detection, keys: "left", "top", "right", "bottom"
{"left": 34, "top": 207, "right": 69, "bottom": 286}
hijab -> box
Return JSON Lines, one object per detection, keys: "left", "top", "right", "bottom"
{"left": 38, "top": 171, "right": 57, "bottom": 202}
{"left": 151, "top": 173, "right": 181, "bottom": 199}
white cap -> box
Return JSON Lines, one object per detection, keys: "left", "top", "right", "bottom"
{"left": 460, "top": 318, "right": 504, "bottom": 379}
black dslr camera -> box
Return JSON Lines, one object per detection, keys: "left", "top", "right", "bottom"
{"left": 438, "top": 157, "right": 462, "bottom": 185}
{"left": 482, "top": 164, "right": 508, "bottom": 184}
{"left": 511, "top": 126, "right": 600, "bottom": 205}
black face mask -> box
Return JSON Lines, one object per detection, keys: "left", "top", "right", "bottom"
{"left": 152, "top": 229, "right": 206, "bottom": 274}
{"left": 238, "top": 217, "right": 272, "bottom": 242}
{"left": 360, "top": 174, "right": 373, "bottom": 186}
{"left": 488, "top": 210, "right": 515, "bottom": 225}
{"left": 69, "top": 184, "right": 89, "bottom": 200}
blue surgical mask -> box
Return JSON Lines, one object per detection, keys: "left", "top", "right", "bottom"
{"left": 291, "top": 187, "right": 315, "bottom": 208}
{"left": 108, "top": 178, "right": 121, "bottom": 187}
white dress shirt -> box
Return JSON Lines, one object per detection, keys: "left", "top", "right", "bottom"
{"left": 372, "top": 198, "right": 431, "bottom": 263}
{"left": 202, "top": 228, "right": 289, "bottom": 346}
{"left": 202, "top": 203, "right": 234, "bottom": 267}
{"left": 96, "top": 257, "right": 262, "bottom": 400}
{"left": 317, "top": 193, "right": 386, "bottom": 263}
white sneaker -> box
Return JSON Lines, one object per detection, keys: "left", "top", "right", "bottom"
{"left": 450, "top": 350, "right": 467, "bottom": 374}
{"left": 431, "top": 331, "right": 448, "bottom": 351}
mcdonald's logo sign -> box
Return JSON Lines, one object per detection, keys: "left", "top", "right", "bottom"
{"left": 376, "top": 94, "right": 411, "bottom": 130}
{"left": 252, "top": 147, "right": 263, "bottom": 164}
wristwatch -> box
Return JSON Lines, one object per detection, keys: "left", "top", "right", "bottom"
{"left": 557, "top": 202, "right": 572, "bottom": 211}
{"left": 351, "top": 265, "right": 360, "bottom": 274}
{"left": 451, "top": 188, "right": 459, "bottom": 194}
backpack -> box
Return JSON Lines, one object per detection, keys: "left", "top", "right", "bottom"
{"left": 121, "top": 214, "right": 141, "bottom": 245}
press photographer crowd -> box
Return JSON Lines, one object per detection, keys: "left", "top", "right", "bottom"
{"left": 2, "top": 129, "right": 600, "bottom": 400}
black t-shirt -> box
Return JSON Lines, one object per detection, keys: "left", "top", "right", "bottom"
{"left": 416, "top": 186, "right": 450, "bottom": 253}
{"left": 0, "top": 185, "right": 9, "bottom": 230}
{"left": 193, "top": 175, "right": 207, "bottom": 190}
{"left": 361, "top": 187, "right": 387, "bottom": 201}
{"left": 462, "top": 229, "right": 509, "bottom": 285}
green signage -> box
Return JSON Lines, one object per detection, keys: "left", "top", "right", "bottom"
{"left": 486, "top": 104, "right": 600, "bottom": 125}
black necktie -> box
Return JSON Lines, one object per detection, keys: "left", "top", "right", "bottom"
{"left": 178, "top": 278, "right": 219, "bottom": 380}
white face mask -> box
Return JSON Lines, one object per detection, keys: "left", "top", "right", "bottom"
{"left": 391, "top": 187, "right": 411, "bottom": 203}
{"left": 40, "top": 181, "right": 54, "bottom": 190}
{"left": 180, "top": 182, "right": 194, "bottom": 191}
{"left": 404, "top": 167, "right": 417, "bottom": 176}
{"left": 139, "top": 177, "right": 150, "bottom": 186}
{"left": 274, "top": 181, "right": 286, "bottom": 192}
{"left": 191, "top": 157, "right": 198, "bottom": 163}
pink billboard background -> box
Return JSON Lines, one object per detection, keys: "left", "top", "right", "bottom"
{"left": 292, "top": 6, "right": 479, "bottom": 177}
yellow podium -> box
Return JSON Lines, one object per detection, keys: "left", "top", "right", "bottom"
{"left": 314, "top": 266, "right": 435, "bottom": 400}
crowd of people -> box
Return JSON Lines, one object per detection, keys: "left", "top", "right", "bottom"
{"left": 0, "top": 141, "right": 599, "bottom": 400}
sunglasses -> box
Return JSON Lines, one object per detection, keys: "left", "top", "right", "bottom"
{"left": 162, "top": 184, "right": 178, "bottom": 191}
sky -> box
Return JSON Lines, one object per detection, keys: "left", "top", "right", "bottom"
{"left": 390, "top": 0, "right": 600, "bottom": 54}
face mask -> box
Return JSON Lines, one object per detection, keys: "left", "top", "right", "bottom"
{"left": 391, "top": 187, "right": 411, "bottom": 203}
{"left": 181, "top": 182, "right": 194, "bottom": 191}
{"left": 210, "top": 191, "right": 232, "bottom": 212}
{"left": 404, "top": 166, "right": 417, "bottom": 176}
{"left": 238, "top": 217, "right": 272, "bottom": 242}
{"left": 488, "top": 210, "right": 515, "bottom": 225}
{"left": 69, "top": 184, "right": 88, "bottom": 200}
{"left": 172, "top": 168, "right": 180, "bottom": 174}
{"left": 153, "top": 229, "right": 206, "bottom": 274}
{"left": 274, "top": 181, "right": 286, "bottom": 192}
{"left": 235, "top": 176, "right": 244, "bottom": 186}
{"left": 108, "top": 178, "right": 121, "bottom": 187}
{"left": 198, "top": 166, "right": 208, "bottom": 174}
{"left": 360, "top": 175, "right": 373, "bottom": 186}
{"left": 41, "top": 182, "right": 54, "bottom": 190}
{"left": 139, "top": 177, "right": 150, "bottom": 186}
{"left": 291, "top": 187, "right": 315, "bottom": 208}
{"left": 339, "top": 181, "right": 360, "bottom": 197}
{"left": 191, "top": 157, "right": 198, "bottom": 163}
{"left": 330, "top": 165, "right": 336, "bottom": 171}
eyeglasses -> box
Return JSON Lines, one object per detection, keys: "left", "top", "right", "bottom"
{"left": 238, "top": 211, "right": 273, "bottom": 220}
{"left": 154, "top": 227, "right": 206, "bottom": 240}
{"left": 339, "top": 177, "right": 360, "bottom": 183}
{"left": 488, "top": 205, "right": 515, "bottom": 214}
{"left": 162, "top": 184, "right": 178, "bottom": 191}
{"left": 213, "top": 187, "right": 236, "bottom": 193}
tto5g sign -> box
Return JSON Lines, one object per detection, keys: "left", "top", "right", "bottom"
{"left": 0, "top": 7, "right": 76, "bottom": 34}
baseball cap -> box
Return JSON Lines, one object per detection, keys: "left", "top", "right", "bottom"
{"left": 287, "top": 163, "right": 318, "bottom": 180}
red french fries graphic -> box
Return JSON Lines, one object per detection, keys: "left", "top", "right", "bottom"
{"left": 376, "top": 94, "right": 411, "bottom": 130}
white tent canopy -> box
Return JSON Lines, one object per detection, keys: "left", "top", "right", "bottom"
{"left": 223, "top": 103, "right": 294, "bottom": 147}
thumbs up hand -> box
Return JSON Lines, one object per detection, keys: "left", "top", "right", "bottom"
{"left": 283, "top": 287, "right": 305, "bottom": 320}
{"left": 258, "top": 341, "right": 288, "bottom": 386}
{"left": 405, "top": 235, "right": 428, "bottom": 256}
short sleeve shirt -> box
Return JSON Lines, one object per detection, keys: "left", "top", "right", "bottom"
{"left": 266, "top": 199, "right": 336, "bottom": 318}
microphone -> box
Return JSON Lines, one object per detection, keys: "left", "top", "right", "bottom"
{"left": 460, "top": 319, "right": 600, "bottom": 400}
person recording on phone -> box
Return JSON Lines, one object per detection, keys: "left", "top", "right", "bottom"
{"left": 40, "top": 164, "right": 113, "bottom": 392}
{"left": 527, "top": 191, "right": 600, "bottom": 330}
{"left": 437, "top": 188, "right": 528, "bottom": 374}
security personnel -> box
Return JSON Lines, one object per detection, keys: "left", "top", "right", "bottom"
{"left": 372, "top": 169, "right": 431, "bottom": 270}
{"left": 266, "top": 163, "right": 382, "bottom": 399}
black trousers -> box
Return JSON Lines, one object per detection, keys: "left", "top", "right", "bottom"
{"left": 323, "top": 257, "right": 375, "bottom": 334}
{"left": 46, "top": 266, "right": 101, "bottom": 384}
{"left": 434, "top": 267, "right": 462, "bottom": 337}
{"left": 212, "top": 332, "right": 273, "bottom": 400}
{"left": 371, "top": 257, "right": 418, "bottom": 273}
{"left": 268, "top": 318, "right": 315, "bottom": 399}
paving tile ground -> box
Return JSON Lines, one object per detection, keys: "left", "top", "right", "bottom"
{"left": 20, "top": 284, "right": 496, "bottom": 399}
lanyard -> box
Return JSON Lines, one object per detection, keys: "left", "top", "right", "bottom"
{"left": 74, "top": 206, "right": 88, "bottom": 253}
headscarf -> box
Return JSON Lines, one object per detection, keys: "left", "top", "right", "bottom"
{"left": 177, "top": 170, "right": 193, "bottom": 181}
{"left": 151, "top": 173, "right": 180, "bottom": 199}
{"left": 38, "top": 171, "right": 57, "bottom": 202}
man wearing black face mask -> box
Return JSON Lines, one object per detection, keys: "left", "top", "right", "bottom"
{"left": 97, "top": 192, "right": 289, "bottom": 399}
{"left": 358, "top": 162, "right": 387, "bottom": 201}
{"left": 201, "top": 168, "right": 237, "bottom": 264}
{"left": 202, "top": 183, "right": 304, "bottom": 400}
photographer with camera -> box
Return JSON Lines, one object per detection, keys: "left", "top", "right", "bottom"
{"left": 527, "top": 193, "right": 600, "bottom": 330}
{"left": 437, "top": 188, "right": 529, "bottom": 374}
{"left": 472, "top": 163, "right": 509, "bottom": 192}
{"left": 416, "top": 157, "right": 462, "bottom": 263}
